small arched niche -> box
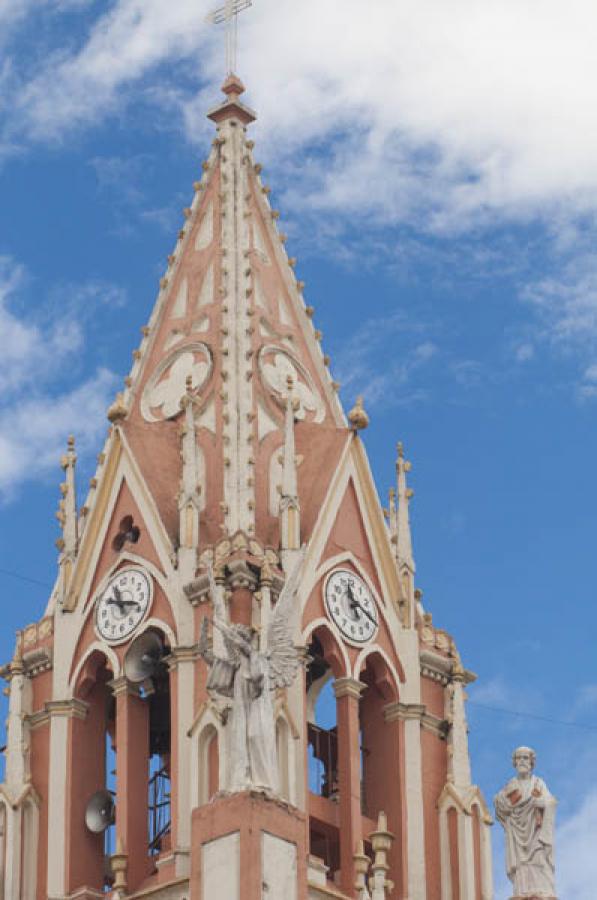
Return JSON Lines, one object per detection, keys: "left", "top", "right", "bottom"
{"left": 198, "top": 723, "right": 219, "bottom": 807}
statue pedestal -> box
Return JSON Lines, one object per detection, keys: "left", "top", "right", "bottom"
{"left": 511, "top": 896, "right": 558, "bottom": 899}
{"left": 189, "top": 790, "right": 307, "bottom": 899}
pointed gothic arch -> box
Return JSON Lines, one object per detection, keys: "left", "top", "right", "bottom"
{"left": 197, "top": 723, "right": 220, "bottom": 806}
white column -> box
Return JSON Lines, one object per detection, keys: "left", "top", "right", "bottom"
{"left": 403, "top": 715, "right": 427, "bottom": 900}
{"left": 4, "top": 806, "right": 22, "bottom": 900}
{"left": 174, "top": 650, "right": 195, "bottom": 877}
{"left": 457, "top": 812, "right": 476, "bottom": 900}
{"left": 480, "top": 819, "right": 494, "bottom": 900}
{"left": 439, "top": 808, "right": 452, "bottom": 900}
{"left": 46, "top": 712, "right": 69, "bottom": 898}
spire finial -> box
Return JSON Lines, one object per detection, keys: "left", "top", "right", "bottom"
{"left": 395, "top": 441, "right": 414, "bottom": 572}
{"left": 348, "top": 396, "right": 369, "bottom": 431}
{"left": 206, "top": 0, "right": 253, "bottom": 77}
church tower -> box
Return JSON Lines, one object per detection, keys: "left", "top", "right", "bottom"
{"left": 0, "top": 75, "right": 493, "bottom": 900}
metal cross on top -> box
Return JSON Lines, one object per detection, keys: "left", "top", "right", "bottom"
{"left": 206, "top": 0, "right": 253, "bottom": 76}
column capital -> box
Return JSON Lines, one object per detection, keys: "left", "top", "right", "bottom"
{"left": 383, "top": 701, "right": 425, "bottom": 723}
{"left": 108, "top": 676, "right": 140, "bottom": 698}
{"left": 166, "top": 645, "right": 198, "bottom": 670}
{"left": 46, "top": 698, "right": 89, "bottom": 720}
{"left": 333, "top": 677, "right": 366, "bottom": 701}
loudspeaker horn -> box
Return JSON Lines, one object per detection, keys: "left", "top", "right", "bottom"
{"left": 124, "top": 630, "right": 163, "bottom": 684}
{"left": 84, "top": 789, "right": 115, "bottom": 834}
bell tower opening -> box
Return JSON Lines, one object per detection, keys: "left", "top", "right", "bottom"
{"left": 69, "top": 651, "right": 115, "bottom": 895}
{"left": 147, "top": 648, "right": 172, "bottom": 857}
{"left": 306, "top": 631, "right": 342, "bottom": 885}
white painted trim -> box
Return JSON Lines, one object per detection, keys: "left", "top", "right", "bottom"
{"left": 138, "top": 617, "right": 177, "bottom": 650}
{"left": 403, "top": 716, "right": 427, "bottom": 900}
{"left": 70, "top": 641, "right": 121, "bottom": 689}
{"left": 46, "top": 713, "right": 69, "bottom": 897}
{"left": 174, "top": 653, "right": 195, "bottom": 876}
{"left": 439, "top": 806, "right": 452, "bottom": 900}
{"left": 22, "top": 796, "right": 39, "bottom": 900}
{"left": 189, "top": 706, "right": 227, "bottom": 806}
{"left": 301, "top": 617, "right": 351, "bottom": 677}
{"left": 352, "top": 643, "right": 403, "bottom": 691}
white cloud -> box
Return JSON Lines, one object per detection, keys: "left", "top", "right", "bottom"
{"left": 514, "top": 343, "right": 534, "bottom": 363}
{"left": 1, "top": 0, "right": 597, "bottom": 229}
{"left": 0, "top": 369, "right": 118, "bottom": 499}
{"left": 333, "top": 312, "right": 436, "bottom": 407}
{"left": 554, "top": 790, "right": 597, "bottom": 899}
{"left": 0, "top": 257, "right": 120, "bottom": 500}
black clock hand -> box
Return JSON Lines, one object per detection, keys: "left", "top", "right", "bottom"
{"left": 350, "top": 596, "right": 377, "bottom": 628}
{"left": 121, "top": 599, "right": 141, "bottom": 610}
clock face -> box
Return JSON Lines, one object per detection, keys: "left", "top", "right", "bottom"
{"left": 95, "top": 567, "right": 153, "bottom": 645}
{"left": 324, "top": 569, "right": 379, "bottom": 645}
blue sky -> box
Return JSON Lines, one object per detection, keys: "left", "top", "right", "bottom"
{"left": 1, "top": 1, "right": 597, "bottom": 895}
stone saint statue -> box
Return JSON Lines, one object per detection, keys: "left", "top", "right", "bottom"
{"left": 198, "top": 552, "right": 304, "bottom": 794}
{"left": 494, "top": 747, "right": 557, "bottom": 899}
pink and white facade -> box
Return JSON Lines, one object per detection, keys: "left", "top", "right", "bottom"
{"left": 0, "top": 78, "right": 493, "bottom": 900}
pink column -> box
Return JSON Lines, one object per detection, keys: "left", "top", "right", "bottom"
{"left": 334, "top": 677, "right": 365, "bottom": 896}
{"left": 111, "top": 677, "right": 150, "bottom": 892}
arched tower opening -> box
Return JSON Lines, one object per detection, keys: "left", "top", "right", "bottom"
{"left": 358, "top": 650, "right": 403, "bottom": 892}
{"left": 67, "top": 650, "right": 115, "bottom": 895}
{"left": 305, "top": 627, "right": 345, "bottom": 887}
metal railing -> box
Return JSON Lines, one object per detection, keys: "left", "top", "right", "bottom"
{"left": 148, "top": 764, "right": 171, "bottom": 855}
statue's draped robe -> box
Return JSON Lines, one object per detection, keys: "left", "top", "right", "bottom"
{"left": 227, "top": 647, "right": 278, "bottom": 793}
{"left": 495, "top": 775, "right": 556, "bottom": 898}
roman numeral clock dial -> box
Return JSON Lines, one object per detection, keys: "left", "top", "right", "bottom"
{"left": 324, "top": 569, "right": 379, "bottom": 646}
{"left": 95, "top": 567, "right": 153, "bottom": 645}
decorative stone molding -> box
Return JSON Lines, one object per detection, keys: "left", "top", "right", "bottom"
{"left": 185, "top": 542, "right": 284, "bottom": 606}
{"left": 333, "top": 677, "right": 366, "bottom": 701}
{"left": 108, "top": 676, "right": 141, "bottom": 699}
{"left": 383, "top": 701, "right": 449, "bottom": 740}
{"left": 258, "top": 345, "right": 324, "bottom": 423}
{"left": 22, "top": 647, "right": 53, "bottom": 678}
{"left": 165, "top": 645, "right": 198, "bottom": 671}
{"left": 141, "top": 343, "right": 213, "bottom": 423}
{"left": 27, "top": 697, "right": 89, "bottom": 732}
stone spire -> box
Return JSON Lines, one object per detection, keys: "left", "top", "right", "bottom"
{"left": 5, "top": 631, "right": 30, "bottom": 790}
{"left": 396, "top": 442, "right": 415, "bottom": 574}
{"left": 81, "top": 74, "right": 346, "bottom": 566}
{"left": 178, "top": 375, "right": 202, "bottom": 579}
{"left": 56, "top": 435, "right": 78, "bottom": 603}
{"left": 445, "top": 655, "right": 473, "bottom": 789}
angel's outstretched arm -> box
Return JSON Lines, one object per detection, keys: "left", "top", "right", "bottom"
{"left": 207, "top": 561, "right": 227, "bottom": 625}
{"left": 197, "top": 616, "right": 214, "bottom": 665}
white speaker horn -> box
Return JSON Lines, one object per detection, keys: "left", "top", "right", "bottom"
{"left": 124, "top": 631, "right": 164, "bottom": 684}
{"left": 84, "top": 789, "right": 115, "bottom": 834}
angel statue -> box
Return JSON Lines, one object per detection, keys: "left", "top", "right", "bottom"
{"left": 198, "top": 551, "right": 305, "bottom": 794}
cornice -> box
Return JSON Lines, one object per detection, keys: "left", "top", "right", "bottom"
{"left": 383, "top": 701, "right": 448, "bottom": 739}
{"left": 27, "top": 697, "right": 89, "bottom": 731}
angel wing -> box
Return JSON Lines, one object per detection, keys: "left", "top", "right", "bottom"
{"left": 266, "top": 547, "right": 306, "bottom": 689}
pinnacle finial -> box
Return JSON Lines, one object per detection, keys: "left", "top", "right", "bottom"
{"left": 348, "top": 396, "right": 369, "bottom": 431}
{"left": 397, "top": 441, "right": 404, "bottom": 458}
{"left": 107, "top": 393, "right": 127, "bottom": 423}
